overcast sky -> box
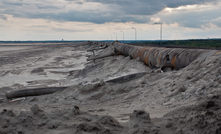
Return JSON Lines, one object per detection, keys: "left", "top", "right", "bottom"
{"left": 0, "top": 0, "right": 221, "bottom": 41}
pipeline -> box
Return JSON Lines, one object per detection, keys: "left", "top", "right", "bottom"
{"left": 87, "top": 53, "right": 115, "bottom": 61}
{"left": 87, "top": 45, "right": 107, "bottom": 52}
{"left": 106, "top": 72, "right": 148, "bottom": 83}
{"left": 6, "top": 87, "right": 67, "bottom": 99}
{"left": 86, "top": 41, "right": 220, "bottom": 70}
{"left": 112, "top": 42, "right": 219, "bottom": 70}
{"left": 86, "top": 44, "right": 116, "bottom": 61}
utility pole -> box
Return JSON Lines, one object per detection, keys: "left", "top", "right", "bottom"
{"left": 121, "top": 31, "right": 124, "bottom": 43}
{"left": 114, "top": 32, "right": 117, "bottom": 40}
{"left": 154, "top": 22, "right": 162, "bottom": 45}
{"left": 132, "top": 27, "right": 137, "bottom": 42}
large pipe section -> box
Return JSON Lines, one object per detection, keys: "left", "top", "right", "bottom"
{"left": 6, "top": 87, "right": 67, "bottom": 99}
{"left": 113, "top": 42, "right": 219, "bottom": 70}
{"left": 86, "top": 44, "right": 116, "bottom": 61}
{"left": 87, "top": 53, "right": 115, "bottom": 61}
{"left": 87, "top": 45, "right": 107, "bottom": 52}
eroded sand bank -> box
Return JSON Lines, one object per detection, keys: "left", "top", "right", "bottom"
{"left": 0, "top": 42, "right": 221, "bottom": 134}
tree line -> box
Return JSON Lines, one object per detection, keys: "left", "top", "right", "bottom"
{"left": 136, "top": 39, "right": 221, "bottom": 48}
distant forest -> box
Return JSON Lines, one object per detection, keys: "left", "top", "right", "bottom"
{"left": 135, "top": 39, "right": 221, "bottom": 48}
{"left": 1, "top": 39, "right": 221, "bottom": 49}
{"left": 0, "top": 41, "right": 80, "bottom": 43}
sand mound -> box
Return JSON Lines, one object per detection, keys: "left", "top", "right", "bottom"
{"left": 1, "top": 42, "right": 221, "bottom": 134}
{"left": 159, "top": 93, "right": 221, "bottom": 134}
{"left": 0, "top": 105, "right": 123, "bottom": 134}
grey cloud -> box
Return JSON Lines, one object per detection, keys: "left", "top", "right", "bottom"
{"left": 75, "top": 1, "right": 84, "bottom": 4}
{"left": 0, "top": 14, "right": 7, "bottom": 20}
{"left": 85, "top": 0, "right": 217, "bottom": 6}
{"left": 4, "top": 9, "right": 29, "bottom": 18}
{"left": 30, "top": 25, "right": 48, "bottom": 28}
{"left": 52, "top": 27, "right": 93, "bottom": 32}
{"left": 2, "top": 1, "right": 150, "bottom": 24}
{"left": 35, "top": 4, "right": 61, "bottom": 10}
{"left": 164, "top": 0, "right": 213, "bottom": 8}
{"left": 84, "top": 0, "right": 219, "bottom": 19}
{"left": 0, "top": 0, "right": 220, "bottom": 28}
{"left": 65, "top": 0, "right": 84, "bottom": 4}
{"left": 2, "top": 1, "right": 25, "bottom": 6}
{"left": 83, "top": 0, "right": 220, "bottom": 27}
{"left": 159, "top": 6, "right": 221, "bottom": 28}
{"left": 25, "top": 10, "right": 150, "bottom": 24}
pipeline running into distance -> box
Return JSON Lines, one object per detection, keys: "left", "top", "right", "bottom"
{"left": 112, "top": 42, "right": 220, "bottom": 70}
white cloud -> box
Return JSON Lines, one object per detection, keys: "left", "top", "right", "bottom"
{"left": 0, "top": 0, "right": 221, "bottom": 40}
{"left": 211, "top": 17, "right": 221, "bottom": 27}
{"left": 152, "top": 1, "right": 221, "bottom": 28}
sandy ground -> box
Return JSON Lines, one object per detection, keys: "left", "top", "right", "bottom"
{"left": 0, "top": 42, "right": 221, "bottom": 134}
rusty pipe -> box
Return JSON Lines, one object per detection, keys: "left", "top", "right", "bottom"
{"left": 87, "top": 45, "right": 107, "bottom": 52}
{"left": 86, "top": 53, "right": 115, "bottom": 61}
{"left": 113, "top": 42, "right": 218, "bottom": 70}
